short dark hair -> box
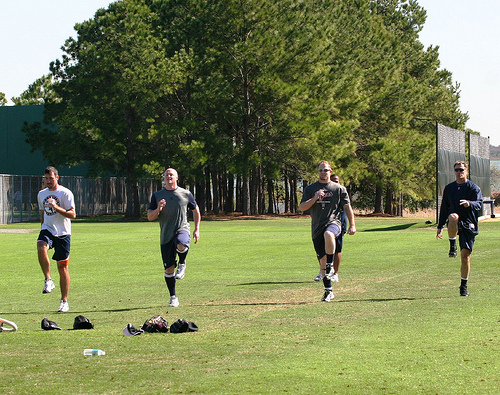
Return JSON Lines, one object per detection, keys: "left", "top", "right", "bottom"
{"left": 45, "top": 166, "right": 58, "bottom": 176}
{"left": 454, "top": 161, "right": 467, "bottom": 170}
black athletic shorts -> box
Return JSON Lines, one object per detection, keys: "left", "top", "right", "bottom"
{"left": 313, "top": 223, "right": 341, "bottom": 258}
{"left": 160, "top": 230, "right": 190, "bottom": 270}
{"left": 37, "top": 229, "right": 71, "bottom": 262}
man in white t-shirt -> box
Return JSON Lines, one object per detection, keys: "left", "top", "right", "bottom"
{"left": 37, "top": 167, "right": 76, "bottom": 313}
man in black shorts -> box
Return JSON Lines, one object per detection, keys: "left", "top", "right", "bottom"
{"left": 37, "top": 166, "right": 76, "bottom": 313}
{"left": 300, "top": 161, "right": 356, "bottom": 302}
{"left": 148, "top": 168, "right": 201, "bottom": 307}
{"left": 437, "top": 161, "right": 482, "bottom": 296}
{"left": 314, "top": 174, "right": 348, "bottom": 282}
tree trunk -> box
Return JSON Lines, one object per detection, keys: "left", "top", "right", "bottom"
{"left": 195, "top": 181, "right": 206, "bottom": 215}
{"left": 267, "top": 178, "right": 275, "bottom": 214}
{"left": 125, "top": 178, "right": 140, "bottom": 218}
{"left": 242, "top": 174, "right": 250, "bottom": 215}
{"left": 250, "top": 166, "right": 259, "bottom": 215}
{"left": 225, "top": 173, "right": 234, "bottom": 213}
{"left": 284, "top": 175, "right": 290, "bottom": 213}
{"left": 205, "top": 168, "right": 212, "bottom": 213}
{"left": 211, "top": 169, "right": 220, "bottom": 215}
{"left": 384, "top": 188, "right": 393, "bottom": 215}
{"left": 236, "top": 175, "right": 243, "bottom": 212}
{"left": 374, "top": 184, "right": 383, "bottom": 213}
{"left": 259, "top": 175, "right": 266, "bottom": 215}
{"left": 290, "top": 177, "right": 298, "bottom": 213}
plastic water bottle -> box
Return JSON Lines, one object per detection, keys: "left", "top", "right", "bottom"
{"left": 83, "top": 349, "right": 106, "bottom": 356}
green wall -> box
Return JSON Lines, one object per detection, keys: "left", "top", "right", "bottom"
{"left": 0, "top": 105, "right": 87, "bottom": 176}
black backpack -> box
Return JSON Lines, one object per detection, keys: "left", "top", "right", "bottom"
{"left": 142, "top": 315, "right": 169, "bottom": 333}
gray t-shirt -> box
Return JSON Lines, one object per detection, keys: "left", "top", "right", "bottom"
{"left": 301, "top": 181, "right": 350, "bottom": 240}
{"left": 148, "top": 187, "right": 197, "bottom": 245}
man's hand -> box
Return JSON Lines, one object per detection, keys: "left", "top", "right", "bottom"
{"left": 459, "top": 199, "right": 470, "bottom": 207}
{"left": 436, "top": 228, "right": 443, "bottom": 239}
{"left": 316, "top": 189, "right": 325, "bottom": 201}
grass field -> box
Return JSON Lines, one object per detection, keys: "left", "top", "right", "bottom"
{"left": 1, "top": 215, "right": 499, "bottom": 394}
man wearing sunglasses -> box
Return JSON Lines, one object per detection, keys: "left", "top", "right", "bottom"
{"left": 313, "top": 174, "right": 348, "bottom": 283}
{"left": 300, "top": 161, "right": 356, "bottom": 302}
{"left": 437, "top": 161, "right": 483, "bottom": 296}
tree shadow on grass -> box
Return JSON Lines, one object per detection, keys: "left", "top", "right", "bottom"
{"left": 337, "top": 297, "right": 417, "bottom": 303}
{"left": 231, "top": 281, "right": 310, "bottom": 286}
{"left": 8, "top": 305, "right": 160, "bottom": 316}
{"left": 363, "top": 223, "right": 417, "bottom": 232}
{"left": 196, "top": 297, "right": 418, "bottom": 307}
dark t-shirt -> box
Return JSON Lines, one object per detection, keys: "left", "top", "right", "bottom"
{"left": 438, "top": 180, "right": 482, "bottom": 234}
{"left": 148, "top": 187, "right": 197, "bottom": 244}
{"left": 301, "top": 181, "right": 350, "bottom": 240}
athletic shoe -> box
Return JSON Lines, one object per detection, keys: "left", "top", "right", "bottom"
{"left": 449, "top": 244, "right": 457, "bottom": 258}
{"left": 175, "top": 263, "right": 186, "bottom": 280}
{"left": 460, "top": 285, "right": 469, "bottom": 296}
{"left": 331, "top": 273, "right": 339, "bottom": 283}
{"left": 169, "top": 295, "right": 179, "bottom": 307}
{"left": 314, "top": 271, "right": 322, "bottom": 281}
{"left": 325, "top": 264, "right": 335, "bottom": 280}
{"left": 43, "top": 278, "right": 55, "bottom": 294}
{"left": 58, "top": 300, "right": 69, "bottom": 313}
{"left": 321, "top": 290, "right": 334, "bottom": 302}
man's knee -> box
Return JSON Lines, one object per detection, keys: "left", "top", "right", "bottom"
{"left": 324, "top": 231, "right": 336, "bottom": 240}
{"left": 176, "top": 244, "right": 188, "bottom": 253}
{"left": 448, "top": 213, "right": 459, "bottom": 223}
{"left": 37, "top": 241, "right": 48, "bottom": 253}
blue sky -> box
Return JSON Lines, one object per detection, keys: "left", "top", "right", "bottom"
{"left": 1, "top": 0, "right": 499, "bottom": 146}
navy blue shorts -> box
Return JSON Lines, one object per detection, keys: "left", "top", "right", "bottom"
{"left": 313, "top": 223, "right": 341, "bottom": 258}
{"left": 459, "top": 230, "right": 475, "bottom": 252}
{"left": 37, "top": 229, "right": 71, "bottom": 262}
{"left": 160, "top": 230, "right": 190, "bottom": 270}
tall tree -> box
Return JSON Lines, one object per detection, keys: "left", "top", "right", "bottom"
{"left": 24, "top": 0, "right": 190, "bottom": 217}
{"left": 347, "top": 0, "right": 467, "bottom": 213}
{"left": 11, "top": 75, "right": 58, "bottom": 105}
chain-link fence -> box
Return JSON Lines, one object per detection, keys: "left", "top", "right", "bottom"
{"left": 0, "top": 175, "right": 160, "bottom": 224}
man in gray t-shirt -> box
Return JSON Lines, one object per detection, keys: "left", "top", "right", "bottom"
{"left": 148, "top": 168, "right": 201, "bottom": 307}
{"left": 299, "top": 161, "right": 356, "bottom": 302}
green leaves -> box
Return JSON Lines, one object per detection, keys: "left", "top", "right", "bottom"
{"left": 21, "top": 0, "right": 466, "bottom": 215}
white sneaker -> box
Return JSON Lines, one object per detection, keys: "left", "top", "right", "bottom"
{"left": 321, "top": 290, "right": 334, "bottom": 302}
{"left": 331, "top": 273, "right": 339, "bottom": 283}
{"left": 58, "top": 300, "right": 69, "bottom": 313}
{"left": 169, "top": 295, "right": 179, "bottom": 307}
{"left": 43, "top": 278, "right": 55, "bottom": 294}
{"left": 175, "top": 263, "right": 186, "bottom": 280}
{"left": 325, "top": 264, "right": 335, "bottom": 280}
{"left": 314, "top": 271, "right": 322, "bottom": 281}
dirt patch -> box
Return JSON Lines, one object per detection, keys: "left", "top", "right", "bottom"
{"left": 0, "top": 229, "right": 34, "bottom": 233}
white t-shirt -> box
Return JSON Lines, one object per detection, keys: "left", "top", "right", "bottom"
{"left": 38, "top": 185, "right": 75, "bottom": 236}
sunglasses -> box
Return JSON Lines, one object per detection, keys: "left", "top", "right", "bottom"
{"left": 318, "top": 169, "right": 331, "bottom": 172}
{"left": 454, "top": 168, "right": 465, "bottom": 172}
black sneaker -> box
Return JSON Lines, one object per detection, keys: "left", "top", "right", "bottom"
{"left": 449, "top": 244, "right": 457, "bottom": 258}
{"left": 460, "top": 285, "right": 469, "bottom": 296}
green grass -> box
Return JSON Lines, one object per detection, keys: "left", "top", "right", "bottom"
{"left": 1, "top": 216, "right": 499, "bottom": 394}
